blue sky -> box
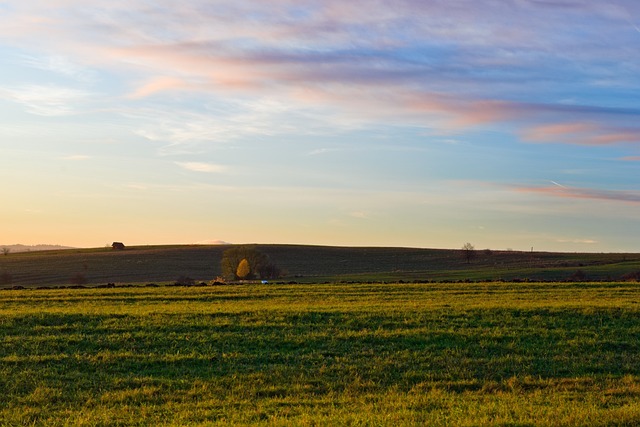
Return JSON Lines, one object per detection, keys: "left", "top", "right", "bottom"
{"left": 1, "top": 0, "right": 639, "bottom": 251}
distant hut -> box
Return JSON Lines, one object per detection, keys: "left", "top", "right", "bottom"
{"left": 112, "top": 242, "right": 125, "bottom": 250}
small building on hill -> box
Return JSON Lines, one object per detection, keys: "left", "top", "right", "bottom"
{"left": 112, "top": 242, "right": 125, "bottom": 250}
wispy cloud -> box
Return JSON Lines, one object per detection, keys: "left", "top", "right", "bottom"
{"left": 1, "top": 0, "right": 638, "bottom": 147}
{"left": 60, "top": 154, "right": 91, "bottom": 161}
{"left": 0, "top": 84, "right": 92, "bottom": 116}
{"left": 2, "top": 0, "right": 640, "bottom": 251}
{"left": 130, "top": 99, "right": 339, "bottom": 155}
{"left": 516, "top": 185, "right": 640, "bottom": 204}
{"left": 176, "top": 162, "right": 227, "bottom": 173}
{"left": 307, "top": 147, "right": 345, "bottom": 156}
{"left": 18, "top": 54, "right": 94, "bottom": 82}
{"left": 127, "top": 76, "right": 192, "bottom": 98}
{"left": 125, "top": 183, "right": 148, "bottom": 190}
{"left": 522, "top": 121, "right": 640, "bottom": 145}
{"left": 195, "top": 239, "right": 230, "bottom": 245}
{"left": 556, "top": 238, "right": 598, "bottom": 244}
{"left": 349, "top": 211, "right": 369, "bottom": 219}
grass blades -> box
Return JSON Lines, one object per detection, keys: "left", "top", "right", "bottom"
{"left": 1, "top": 282, "right": 640, "bottom": 425}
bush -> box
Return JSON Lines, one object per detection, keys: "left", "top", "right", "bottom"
{"left": 620, "top": 271, "right": 640, "bottom": 282}
{"left": 258, "top": 263, "right": 285, "bottom": 280}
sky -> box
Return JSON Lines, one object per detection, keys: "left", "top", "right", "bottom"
{"left": 1, "top": 0, "right": 639, "bottom": 252}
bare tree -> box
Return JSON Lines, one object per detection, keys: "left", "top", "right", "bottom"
{"left": 2, "top": 247, "right": 10, "bottom": 256}
{"left": 461, "top": 242, "right": 476, "bottom": 264}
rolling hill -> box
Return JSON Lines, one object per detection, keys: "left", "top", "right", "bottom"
{"left": 0, "top": 244, "right": 75, "bottom": 253}
{"left": 1, "top": 244, "right": 640, "bottom": 287}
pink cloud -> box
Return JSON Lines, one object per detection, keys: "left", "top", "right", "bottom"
{"left": 522, "top": 122, "right": 640, "bottom": 145}
{"left": 128, "top": 76, "right": 191, "bottom": 98}
{"left": 3, "top": 0, "right": 639, "bottom": 149}
{"left": 588, "top": 131, "right": 640, "bottom": 145}
{"left": 522, "top": 122, "right": 597, "bottom": 142}
{"left": 516, "top": 185, "right": 640, "bottom": 204}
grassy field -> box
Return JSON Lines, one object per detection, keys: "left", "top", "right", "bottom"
{"left": 2, "top": 282, "right": 640, "bottom": 426}
{"left": 2, "top": 244, "right": 640, "bottom": 286}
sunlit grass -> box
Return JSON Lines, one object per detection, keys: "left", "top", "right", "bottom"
{"left": 1, "top": 282, "right": 640, "bottom": 425}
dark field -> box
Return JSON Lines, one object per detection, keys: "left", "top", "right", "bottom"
{"left": 1, "top": 244, "right": 640, "bottom": 287}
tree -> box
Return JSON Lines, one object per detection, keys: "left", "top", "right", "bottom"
{"left": 2, "top": 247, "right": 10, "bottom": 256}
{"left": 461, "top": 242, "right": 476, "bottom": 264}
{"left": 221, "top": 245, "right": 283, "bottom": 280}
{"left": 257, "top": 263, "right": 284, "bottom": 280}
{"left": 236, "top": 258, "right": 251, "bottom": 280}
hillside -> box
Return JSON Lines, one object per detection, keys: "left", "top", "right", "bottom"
{"left": 0, "top": 244, "right": 74, "bottom": 254}
{"left": 1, "top": 244, "right": 640, "bottom": 287}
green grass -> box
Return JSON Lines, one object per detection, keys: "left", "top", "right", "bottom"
{"left": 2, "top": 282, "right": 640, "bottom": 425}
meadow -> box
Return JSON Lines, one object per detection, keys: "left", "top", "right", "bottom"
{"left": 2, "top": 281, "right": 640, "bottom": 426}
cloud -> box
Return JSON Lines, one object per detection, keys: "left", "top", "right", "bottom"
{"left": 620, "top": 156, "right": 640, "bottom": 161}
{"left": 522, "top": 121, "right": 640, "bottom": 145}
{"left": 125, "top": 183, "right": 148, "bottom": 190}
{"left": 556, "top": 238, "right": 598, "bottom": 244}
{"left": 60, "top": 154, "right": 91, "bottom": 160}
{"left": 515, "top": 185, "right": 640, "bottom": 204}
{"left": 195, "top": 239, "right": 231, "bottom": 245}
{"left": 0, "top": 84, "right": 92, "bottom": 116}
{"left": 128, "top": 76, "right": 192, "bottom": 98}
{"left": 18, "top": 54, "right": 94, "bottom": 82}
{"left": 130, "top": 98, "right": 341, "bottom": 155}
{"left": 176, "top": 162, "right": 227, "bottom": 173}
{"left": 522, "top": 122, "right": 597, "bottom": 143}
{"left": 307, "top": 147, "right": 344, "bottom": 156}
{"left": 2, "top": 0, "right": 639, "bottom": 149}
{"left": 349, "top": 211, "right": 369, "bottom": 219}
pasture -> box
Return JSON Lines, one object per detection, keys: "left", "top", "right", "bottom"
{"left": 2, "top": 281, "right": 640, "bottom": 426}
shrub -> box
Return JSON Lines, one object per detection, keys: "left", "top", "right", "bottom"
{"left": 258, "top": 263, "right": 285, "bottom": 280}
{"left": 620, "top": 271, "right": 640, "bottom": 282}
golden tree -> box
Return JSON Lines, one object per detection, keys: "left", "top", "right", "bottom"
{"left": 236, "top": 258, "right": 251, "bottom": 280}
